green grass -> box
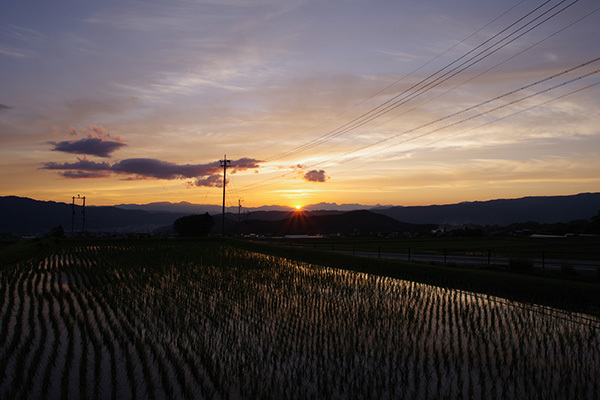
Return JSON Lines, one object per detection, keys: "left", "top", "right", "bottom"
{"left": 0, "top": 237, "right": 68, "bottom": 268}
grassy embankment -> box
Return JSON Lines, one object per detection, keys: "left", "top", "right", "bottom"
{"left": 0, "top": 237, "right": 67, "bottom": 268}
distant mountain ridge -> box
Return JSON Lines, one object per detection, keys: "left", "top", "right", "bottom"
{"left": 372, "top": 193, "right": 600, "bottom": 225}
{"left": 0, "top": 196, "right": 187, "bottom": 235}
{"left": 114, "top": 201, "right": 224, "bottom": 214}
{"left": 113, "top": 201, "right": 385, "bottom": 213}
{"left": 114, "top": 193, "right": 600, "bottom": 226}
{"left": 1, "top": 193, "right": 598, "bottom": 235}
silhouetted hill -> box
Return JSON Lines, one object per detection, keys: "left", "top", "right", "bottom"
{"left": 244, "top": 210, "right": 345, "bottom": 221}
{"left": 231, "top": 210, "right": 432, "bottom": 236}
{"left": 113, "top": 201, "right": 367, "bottom": 213}
{"left": 0, "top": 196, "right": 188, "bottom": 235}
{"left": 2, "top": 193, "right": 599, "bottom": 236}
{"left": 373, "top": 193, "right": 600, "bottom": 225}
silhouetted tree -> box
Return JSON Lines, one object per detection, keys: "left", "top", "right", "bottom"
{"left": 588, "top": 210, "right": 600, "bottom": 234}
{"left": 173, "top": 213, "right": 214, "bottom": 237}
{"left": 49, "top": 225, "right": 65, "bottom": 238}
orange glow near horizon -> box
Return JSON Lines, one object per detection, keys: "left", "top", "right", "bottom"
{"left": 0, "top": 2, "right": 599, "bottom": 212}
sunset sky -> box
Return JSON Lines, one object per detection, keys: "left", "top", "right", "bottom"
{"left": 1, "top": 0, "right": 599, "bottom": 209}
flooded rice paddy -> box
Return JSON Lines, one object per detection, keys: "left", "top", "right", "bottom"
{"left": 1, "top": 241, "right": 599, "bottom": 399}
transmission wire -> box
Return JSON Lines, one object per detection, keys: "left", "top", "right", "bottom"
{"left": 267, "top": 0, "right": 571, "bottom": 161}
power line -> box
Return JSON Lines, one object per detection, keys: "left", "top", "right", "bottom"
{"left": 264, "top": 0, "right": 529, "bottom": 162}
{"left": 329, "top": 59, "right": 600, "bottom": 167}
{"left": 302, "top": 0, "right": 580, "bottom": 156}
{"left": 244, "top": 78, "right": 600, "bottom": 193}
{"left": 236, "top": 1, "right": 594, "bottom": 194}
{"left": 224, "top": 0, "right": 597, "bottom": 203}
{"left": 266, "top": 0, "right": 578, "bottom": 162}
{"left": 237, "top": 61, "right": 599, "bottom": 193}
{"left": 337, "top": 80, "right": 600, "bottom": 177}
{"left": 318, "top": 0, "right": 579, "bottom": 148}
{"left": 326, "top": 3, "right": 600, "bottom": 154}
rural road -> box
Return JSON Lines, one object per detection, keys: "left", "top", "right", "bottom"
{"left": 329, "top": 249, "right": 600, "bottom": 273}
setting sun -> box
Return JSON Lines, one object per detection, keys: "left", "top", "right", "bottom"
{"left": 295, "top": 205, "right": 302, "bottom": 210}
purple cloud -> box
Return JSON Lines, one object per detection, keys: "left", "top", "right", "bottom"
{"left": 42, "top": 158, "right": 112, "bottom": 171}
{"left": 42, "top": 156, "right": 264, "bottom": 183}
{"left": 304, "top": 169, "right": 329, "bottom": 182}
{"left": 111, "top": 158, "right": 221, "bottom": 179}
{"left": 59, "top": 170, "right": 112, "bottom": 179}
{"left": 194, "top": 175, "right": 224, "bottom": 187}
{"left": 50, "top": 137, "right": 126, "bottom": 158}
{"left": 231, "top": 157, "right": 262, "bottom": 173}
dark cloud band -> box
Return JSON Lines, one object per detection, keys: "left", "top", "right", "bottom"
{"left": 42, "top": 158, "right": 112, "bottom": 171}
{"left": 111, "top": 158, "right": 221, "bottom": 179}
{"left": 50, "top": 137, "right": 126, "bottom": 158}
{"left": 303, "top": 169, "right": 328, "bottom": 182}
{"left": 41, "top": 157, "right": 263, "bottom": 185}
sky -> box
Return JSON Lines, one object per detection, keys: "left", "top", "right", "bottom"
{"left": 1, "top": 0, "right": 599, "bottom": 209}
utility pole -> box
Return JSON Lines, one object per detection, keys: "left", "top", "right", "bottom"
{"left": 71, "top": 194, "right": 86, "bottom": 237}
{"left": 220, "top": 155, "right": 231, "bottom": 236}
{"left": 238, "top": 198, "right": 243, "bottom": 236}
{"left": 82, "top": 195, "right": 86, "bottom": 233}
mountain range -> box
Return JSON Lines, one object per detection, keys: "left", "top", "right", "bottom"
{"left": 373, "top": 193, "right": 600, "bottom": 225}
{"left": 1, "top": 193, "right": 598, "bottom": 235}
{"left": 113, "top": 201, "right": 389, "bottom": 214}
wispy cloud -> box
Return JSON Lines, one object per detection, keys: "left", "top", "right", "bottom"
{"left": 3, "top": 0, "right": 599, "bottom": 206}
{"left": 84, "top": 1, "right": 283, "bottom": 32}
{"left": 0, "top": 44, "right": 33, "bottom": 59}
{"left": 374, "top": 48, "right": 423, "bottom": 63}
{"left": 2, "top": 24, "right": 44, "bottom": 45}
{"left": 65, "top": 97, "right": 140, "bottom": 119}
